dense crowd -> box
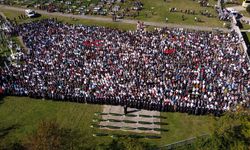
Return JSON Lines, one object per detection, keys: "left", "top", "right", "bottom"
{"left": 0, "top": 19, "right": 249, "bottom": 116}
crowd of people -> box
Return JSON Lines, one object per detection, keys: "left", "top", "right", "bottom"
{"left": 0, "top": 19, "right": 249, "bottom": 116}
{"left": 216, "top": 6, "right": 232, "bottom": 21}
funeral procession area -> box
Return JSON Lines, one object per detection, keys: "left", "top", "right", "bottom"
{"left": 0, "top": 0, "right": 249, "bottom": 149}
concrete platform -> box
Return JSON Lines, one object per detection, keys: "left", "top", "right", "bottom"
{"left": 99, "top": 105, "right": 161, "bottom": 134}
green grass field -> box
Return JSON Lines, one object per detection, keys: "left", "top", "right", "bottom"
{"left": 239, "top": 21, "right": 250, "bottom": 30}
{"left": 1, "top": 0, "right": 226, "bottom": 28}
{"left": 224, "top": 0, "right": 243, "bottom": 7}
{"left": 1, "top": 8, "right": 136, "bottom": 31}
{"left": 246, "top": 32, "right": 250, "bottom": 38}
{"left": 133, "top": 0, "right": 224, "bottom": 27}
{"left": 240, "top": 10, "right": 250, "bottom": 18}
{"left": 243, "top": 32, "right": 250, "bottom": 43}
{"left": 0, "top": 96, "right": 215, "bottom": 147}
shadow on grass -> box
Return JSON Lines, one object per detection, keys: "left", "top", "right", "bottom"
{"left": 0, "top": 124, "right": 20, "bottom": 139}
{"left": 234, "top": 21, "right": 250, "bottom": 63}
{"left": 0, "top": 95, "right": 4, "bottom": 105}
{"left": 241, "top": 32, "right": 250, "bottom": 57}
{"left": 0, "top": 55, "right": 8, "bottom": 67}
{"left": 237, "top": 20, "right": 243, "bottom": 29}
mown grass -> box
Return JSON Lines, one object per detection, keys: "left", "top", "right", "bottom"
{"left": 0, "top": 96, "right": 105, "bottom": 148}
{"left": 246, "top": 32, "right": 250, "bottom": 38}
{"left": 240, "top": 10, "right": 250, "bottom": 18}
{"left": 224, "top": 0, "right": 243, "bottom": 7}
{"left": 1, "top": 8, "right": 136, "bottom": 31}
{"left": 0, "top": 96, "right": 215, "bottom": 147}
{"left": 159, "top": 112, "right": 215, "bottom": 145}
{"left": 132, "top": 0, "right": 224, "bottom": 27}
{"left": 1, "top": 0, "right": 225, "bottom": 28}
{"left": 241, "top": 22, "right": 250, "bottom": 30}
{"left": 244, "top": 32, "right": 250, "bottom": 43}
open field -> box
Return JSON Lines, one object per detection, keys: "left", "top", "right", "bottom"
{"left": 0, "top": 96, "right": 104, "bottom": 149}
{"left": 134, "top": 0, "right": 223, "bottom": 27}
{"left": 0, "top": 0, "right": 226, "bottom": 28}
{"left": 0, "top": 8, "right": 136, "bottom": 31}
{"left": 224, "top": 0, "right": 243, "bottom": 7}
{"left": 0, "top": 96, "right": 215, "bottom": 147}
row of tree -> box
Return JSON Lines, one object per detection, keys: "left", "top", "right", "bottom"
{"left": 193, "top": 107, "right": 250, "bottom": 150}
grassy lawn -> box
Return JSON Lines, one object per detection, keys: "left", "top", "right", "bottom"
{"left": 1, "top": 0, "right": 226, "bottom": 28}
{"left": 246, "top": 32, "right": 250, "bottom": 39}
{"left": 0, "top": 96, "right": 215, "bottom": 147}
{"left": 0, "top": 96, "right": 105, "bottom": 148}
{"left": 241, "top": 22, "right": 250, "bottom": 30}
{"left": 224, "top": 0, "right": 243, "bottom": 7}
{"left": 0, "top": 32, "right": 11, "bottom": 56}
{"left": 130, "top": 0, "right": 224, "bottom": 27}
{"left": 0, "top": 46, "right": 10, "bottom": 56}
{"left": 243, "top": 31, "right": 250, "bottom": 43}
{"left": 225, "top": 3, "right": 240, "bottom": 7}
{"left": 240, "top": 10, "right": 250, "bottom": 18}
{"left": 159, "top": 112, "right": 215, "bottom": 145}
{"left": 1, "top": 8, "right": 136, "bottom": 31}
{"left": 0, "top": 34, "right": 23, "bottom": 56}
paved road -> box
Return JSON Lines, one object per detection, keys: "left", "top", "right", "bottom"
{"left": 0, "top": 4, "right": 230, "bottom": 32}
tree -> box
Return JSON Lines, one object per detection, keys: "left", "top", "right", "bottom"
{"left": 99, "top": 137, "right": 157, "bottom": 150}
{"left": 24, "top": 120, "right": 82, "bottom": 150}
{"left": 193, "top": 107, "right": 250, "bottom": 150}
{"left": 25, "top": 120, "right": 62, "bottom": 150}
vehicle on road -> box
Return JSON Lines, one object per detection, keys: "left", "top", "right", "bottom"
{"left": 25, "top": 9, "right": 36, "bottom": 18}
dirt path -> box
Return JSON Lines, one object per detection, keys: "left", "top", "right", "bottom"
{"left": 0, "top": 12, "right": 6, "bottom": 19}
{"left": 0, "top": 4, "right": 230, "bottom": 32}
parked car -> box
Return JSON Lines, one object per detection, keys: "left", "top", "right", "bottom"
{"left": 25, "top": 9, "right": 36, "bottom": 18}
